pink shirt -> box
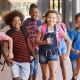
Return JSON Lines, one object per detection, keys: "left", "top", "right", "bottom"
{"left": 0, "top": 32, "right": 7, "bottom": 40}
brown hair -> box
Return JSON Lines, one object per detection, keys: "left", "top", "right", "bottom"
{"left": 42, "top": 9, "right": 58, "bottom": 23}
{"left": 75, "top": 12, "right": 80, "bottom": 20}
{"left": 2, "top": 10, "right": 24, "bottom": 26}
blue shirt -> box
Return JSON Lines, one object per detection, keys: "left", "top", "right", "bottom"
{"left": 68, "top": 28, "right": 80, "bottom": 60}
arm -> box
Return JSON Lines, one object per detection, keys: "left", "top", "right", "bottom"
{"left": 2, "top": 41, "right": 13, "bottom": 66}
{"left": 63, "top": 33, "right": 72, "bottom": 59}
{"left": 28, "top": 38, "right": 38, "bottom": 59}
{"left": 5, "top": 36, "right": 13, "bottom": 59}
{"left": 35, "top": 30, "right": 50, "bottom": 45}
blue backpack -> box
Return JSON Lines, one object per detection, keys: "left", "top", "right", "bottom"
{"left": 24, "top": 18, "right": 42, "bottom": 27}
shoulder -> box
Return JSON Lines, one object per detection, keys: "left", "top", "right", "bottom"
{"left": 6, "top": 29, "right": 13, "bottom": 36}
{"left": 24, "top": 18, "right": 31, "bottom": 26}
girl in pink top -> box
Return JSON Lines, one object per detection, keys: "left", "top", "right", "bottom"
{"left": 0, "top": 32, "right": 13, "bottom": 60}
{"left": 35, "top": 9, "right": 72, "bottom": 80}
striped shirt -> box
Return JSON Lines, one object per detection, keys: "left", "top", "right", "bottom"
{"left": 12, "top": 30, "right": 30, "bottom": 62}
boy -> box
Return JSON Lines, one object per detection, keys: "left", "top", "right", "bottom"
{"left": 68, "top": 12, "right": 80, "bottom": 80}
{"left": 2, "top": 10, "right": 37, "bottom": 80}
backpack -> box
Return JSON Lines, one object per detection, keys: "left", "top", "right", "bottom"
{"left": 41, "top": 24, "right": 78, "bottom": 45}
{"left": 41, "top": 23, "right": 56, "bottom": 39}
{"left": 61, "top": 23, "right": 70, "bottom": 32}
{"left": 24, "top": 18, "right": 42, "bottom": 27}
{"left": 72, "top": 27, "right": 78, "bottom": 46}
{"left": 1, "top": 26, "right": 29, "bottom": 71}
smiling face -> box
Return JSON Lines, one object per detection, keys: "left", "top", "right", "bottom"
{"left": 11, "top": 16, "right": 21, "bottom": 30}
{"left": 75, "top": 16, "right": 80, "bottom": 28}
{"left": 46, "top": 13, "right": 57, "bottom": 25}
{"left": 29, "top": 8, "right": 39, "bottom": 20}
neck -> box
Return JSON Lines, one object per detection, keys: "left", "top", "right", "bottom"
{"left": 31, "top": 18, "right": 36, "bottom": 21}
{"left": 48, "top": 23, "right": 54, "bottom": 28}
{"left": 78, "top": 27, "right": 80, "bottom": 31}
{"left": 13, "top": 27, "right": 20, "bottom": 31}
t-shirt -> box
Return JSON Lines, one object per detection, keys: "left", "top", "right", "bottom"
{"left": 0, "top": 32, "right": 7, "bottom": 40}
{"left": 38, "top": 24, "right": 64, "bottom": 46}
{"left": 68, "top": 29, "right": 80, "bottom": 60}
{"left": 11, "top": 30, "right": 30, "bottom": 62}
{"left": 24, "top": 18, "right": 42, "bottom": 50}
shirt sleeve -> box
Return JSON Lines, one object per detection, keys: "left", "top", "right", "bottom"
{"left": 0, "top": 32, "right": 7, "bottom": 40}
{"left": 68, "top": 29, "right": 74, "bottom": 41}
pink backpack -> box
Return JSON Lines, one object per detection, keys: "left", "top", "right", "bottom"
{"left": 41, "top": 23, "right": 57, "bottom": 38}
{"left": 41, "top": 23, "right": 47, "bottom": 38}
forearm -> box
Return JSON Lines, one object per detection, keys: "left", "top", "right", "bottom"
{"left": 66, "top": 39, "right": 72, "bottom": 55}
{"left": 35, "top": 40, "right": 47, "bottom": 46}
{"left": 2, "top": 46, "right": 8, "bottom": 59}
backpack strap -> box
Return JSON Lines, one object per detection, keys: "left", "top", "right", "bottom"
{"left": 72, "top": 27, "right": 78, "bottom": 46}
{"left": 41, "top": 23, "right": 47, "bottom": 38}
{"left": 37, "top": 20, "right": 42, "bottom": 27}
{"left": 20, "top": 26, "right": 28, "bottom": 45}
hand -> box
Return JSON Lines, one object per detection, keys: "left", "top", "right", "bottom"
{"left": 73, "top": 50, "right": 79, "bottom": 54}
{"left": 46, "top": 36, "right": 51, "bottom": 44}
{"left": 62, "top": 54, "right": 69, "bottom": 60}
{"left": 9, "top": 53, "right": 14, "bottom": 59}
{"left": 35, "top": 55, "right": 39, "bottom": 59}
{"left": 74, "top": 69, "right": 79, "bottom": 76}
{"left": 5, "top": 57, "right": 13, "bottom": 66}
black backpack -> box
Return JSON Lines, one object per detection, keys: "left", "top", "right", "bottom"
{"left": 1, "top": 26, "right": 29, "bottom": 71}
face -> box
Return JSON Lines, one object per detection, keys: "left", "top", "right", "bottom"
{"left": 75, "top": 17, "right": 80, "bottom": 27}
{"left": 46, "top": 13, "right": 57, "bottom": 25}
{"left": 58, "top": 14, "right": 62, "bottom": 23}
{"left": 11, "top": 16, "right": 21, "bottom": 30}
{"left": 30, "top": 8, "right": 39, "bottom": 20}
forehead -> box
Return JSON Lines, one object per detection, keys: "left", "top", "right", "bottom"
{"left": 47, "top": 13, "right": 57, "bottom": 17}
{"left": 76, "top": 16, "right": 80, "bottom": 21}
{"left": 12, "top": 16, "right": 20, "bottom": 20}
{"left": 30, "top": 8, "right": 38, "bottom": 12}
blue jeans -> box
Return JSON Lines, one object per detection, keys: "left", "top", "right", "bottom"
{"left": 30, "top": 50, "right": 38, "bottom": 76}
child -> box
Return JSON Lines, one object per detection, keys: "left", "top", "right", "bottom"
{"left": 35, "top": 9, "right": 72, "bottom": 80}
{"left": 24, "top": 4, "right": 42, "bottom": 80}
{"left": 0, "top": 32, "right": 13, "bottom": 62}
{"left": 57, "top": 12, "right": 68, "bottom": 80}
{"left": 2, "top": 10, "right": 37, "bottom": 80}
{"left": 68, "top": 12, "right": 80, "bottom": 80}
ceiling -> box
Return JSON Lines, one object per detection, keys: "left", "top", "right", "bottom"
{"left": 7, "top": 0, "right": 38, "bottom": 3}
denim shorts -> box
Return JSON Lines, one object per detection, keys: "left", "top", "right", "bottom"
{"left": 30, "top": 50, "right": 39, "bottom": 75}
{"left": 39, "top": 48, "right": 59, "bottom": 64}
{"left": 59, "top": 38, "right": 67, "bottom": 56}
{"left": 11, "top": 61, "right": 30, "bottom": 80}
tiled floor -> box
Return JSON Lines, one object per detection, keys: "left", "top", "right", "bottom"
{"left": 0, "top": 58, "right": 80, "bottom": 80}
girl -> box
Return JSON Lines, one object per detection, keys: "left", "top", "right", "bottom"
{"left": 57, "top": 12, "right": 68, "bottom": 80}
{"left": 24, "top": 4, "right": 42, "bottom": 80}
{"left": 35, "top": 9, "right": 72, "bottom": 80}
{"left": 2, "top": 10, "right": 37, "bottom": 80}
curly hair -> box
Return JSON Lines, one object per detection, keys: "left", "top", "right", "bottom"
{"left": 2, "top": 10, "right": 24, "bottom": 25}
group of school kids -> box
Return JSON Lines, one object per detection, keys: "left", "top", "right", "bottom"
{"left": 0, "top": 3, "right": 80, "bottom": 80}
